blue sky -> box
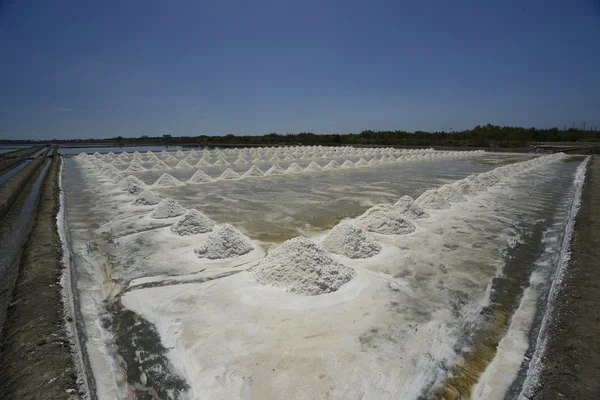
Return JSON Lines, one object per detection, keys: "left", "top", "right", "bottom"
{"left": 0, "top": 0, "right": 599, "bottom": 140}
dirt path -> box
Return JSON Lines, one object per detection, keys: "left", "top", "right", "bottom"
{"left": 0, "top": 156, "right": 79, "bottom": 399}
{"left": 533, "top": 155, "right": 600, "bottom": 399}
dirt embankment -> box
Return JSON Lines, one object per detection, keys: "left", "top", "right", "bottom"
{"left": 0, "top": 149, "right": 50, "bottom": 221}
{"left": 0, "top": 146, "right": 45, "bottom": 175}
{"left": 533, "top": 155, "right": 600, "bottom": 399}
{"left": 0, "top": 156, "right": 79, "bottom": 399}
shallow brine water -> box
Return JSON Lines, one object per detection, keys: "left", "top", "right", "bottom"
{"left": 61, "top": 147, "right": 584, "bottom": 400}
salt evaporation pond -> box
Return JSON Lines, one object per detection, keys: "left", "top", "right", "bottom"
{"left": 60, "top": 146, "right": 587, "bottom": 399}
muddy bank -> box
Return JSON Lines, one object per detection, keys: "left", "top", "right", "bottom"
{"left": 533, "top": 155, "right": 600, "bottom": 399}
{"left": 0, "top": 149, "right": 50, "bottom": 220}
{"left": 0, "top": 156, "right": 79, "bottom": 399}
{"left": 0, "top": 146, "right": 44, "bottom": 175}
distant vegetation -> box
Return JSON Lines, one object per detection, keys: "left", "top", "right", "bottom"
{"left": 2, "top": 124, "right": 599, "bottom": 148}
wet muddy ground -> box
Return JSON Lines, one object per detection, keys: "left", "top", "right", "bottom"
{"left": 532, "top": 155, "right": 600, "bottom": 400}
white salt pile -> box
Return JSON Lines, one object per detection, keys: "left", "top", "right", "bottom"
{"left": 188, "top": 170, "right": 214, "bottom": 183}
{"left": 252, "top": 157, "right": 265, "bottom": 163}
{"left": 235, "top": 157, "right": 248, "bottom": 164}
{"left": 251, "top": 237, "right": 356, "bottom": 295}
{"left": 131, "top": 190, "right": 161, "bottom": 206}
{"left": 416, "top": 189, "right": 451, "bottom": 210}
{"left": 120, "top": 175, "right": 147, "bottom": 195}
{"left": 304, "top": 161, "right": 322, "bottom": 171}
{"left": 285, "top": 163, "right": 303, "bottom": 174}
{"left": 213, "top": 158, "right": 229, "bottom": 165}
{"left": 368, "top": 158, "right": 379, "bottom": 165}
{"left": 391, "top": 195, "right": 429, "bottom": 219}
{"left": 437, "top": 185, "right": 467, "bottom": 203}
{"left": 322, "top": 222, "right": 381, "bottom": 259}
{"left": 151, "top": 198, "right": 186, "bottom": 219}
{"left": 218, "top": 168, "right": 241, "bottom": 180}
{"left": 264, "top": 165, "right": 285, "bottom": 175}
{"left": 323, "top": 160, "right": 340, "bottom": 169}
{"left": 451, "top": 180, "right": 478, "bottom": 196}
{"left": 153, "top": 173, "right": 183, "bottom": 187}
{"left": 151, "top": 160, "right": 170, "bottom": 170}
{"left": 354, "top": 158, "right": 368, "bottom": 166}
{"left": 243, "top": 165, "right": 264, "bottom": 177}
{"left": 126, "top": 161, "right": 146, "bottom": 172}
{"left": 195, "top": 159, "right": 211, "bottom": 167}
{"left": 465, "top": 175, "right": 487, "bottom": 192}
{"left": 194, "top": 224, "right": 253, "bottom": 259}
{"left": 340, "top": 160, "right": 355, "bottom": 168}
{"left": 171, "top": 209, "right": 215, "bottom": 235}
{"left": 356, "top": 205, "right": 416, "bottom": 235}
{"left": 175, "top": 160, "right": 194, "bottom": 169}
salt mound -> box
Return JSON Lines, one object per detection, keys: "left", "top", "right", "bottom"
{"left": 252, "top": 157, "right": 265, "bottom": 163}
{"left": 151, "top": 198, "right": 186, "bottom": 219}
{"left": 465, "top": 175, "right": 487, "bottom": 192}
{"left": 194, "top": 224, "right": 253, "bottom": 259}
{"left": 188, "top": 170, "right": 214, "bottom": 183}
{"left": 132, "top": 190, "right": 161, "bottom": 206}
{"left": 195, "top": 159, "right": 211, "bottom": 167}
{"left": 322, "top": 223, "right": 381, "bottom": 259}
{"left": 416, "top": 189, "right": 451, "bottom": 210}
{"left": 243, "top": 165, "right": 264, "bottom": 177}
{"left": 126, "top": 161, "right": 146, "bottom": 172}
{"left": 356, "top": 205, "right": 416, "bottom": 235}
{"left": 252, "top": 237, "right": 356, "bottom": 295}
{"left": 175, "top": 160, "right": 194, "bottom": 169}
{"left": 269, "top": 155, "right": 280, "bottom": 162}
{"left": 323, "top": 160, "right": 340, "bottom": 169}
{"left": 151, "top": 160, "right": 170, "bottom": 170}
{"left": 340, "top": 160, "right": 355, "bottom": 168}
{"left": 218, "top": 168, "right": 241, "bottom": 180}
{"left": 213, "top": 158, "right": 229, "bottom": 165}
{"left": 285, "top": 163, "right": 303, "bottom": 174}
{"left": 368, "top": 158, "right": 380, "bottom": 165}
{"left": 451, "top": 180, "right": 478, "bottom": 196}
{"left": 153, "top": 173, "right": 183, "bottom": 187}
{"left": 164, "top": 155, "right": 178, "bottom": 163}
{"left": 304, "top": 161, "right": 322, "bottom": 171}
{"left": 171, "top": 209, "right": 215, "bottom": 235}
{"left": 235, "top": 157, "right": 248, "bottom": 164}
{"left": 392, "top": 196, "right": 429, "bottom": 219}
{"left": 264, "top": 165, "right": 285, "bottom": 175}
{"left": 120, "top": 175, "right": 147, "bottom": 195}
{"left": 438, "top": 185, "right": 467, "bottom": 203}
{"left": 354, "top": 158, "right": 368, "bottom": 166}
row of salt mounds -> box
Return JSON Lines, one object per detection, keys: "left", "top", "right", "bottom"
{"left": 194, "top": 224, "right": 253, "bottom": 259}
{"left": 153, "top": 173, "right": 184, "bottom": 187}
{"left": 171, "top": 209, "right": 215, "bottom": 235}
{"left": 322, "top": 222, "right": 381, "bottom": 259}
{"left": 391, "top": 196, "right": 429, "bottom": 219}
{"left": 120, "top": 175, "right": 147, "bottom": 195}
{"left": 355, "top": 205, "right": 416, "bottom": 235}
{"left": 132, "top": 189, "right": 161, "bottom": 206}
{"left": 251, "top": 237, "right": 356, "bottom": 295}
{"left": 152, "top": 198, "right": 186, "bottom": 219}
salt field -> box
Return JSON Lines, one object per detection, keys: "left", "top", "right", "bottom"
{"left": 59, "top": 146, "right": 588, "bottom": 399}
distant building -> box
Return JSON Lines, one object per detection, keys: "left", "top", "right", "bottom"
{"left": 163, "top": 134, "right": 172, "bottom": 139}
{"left": 141, "top": 135, "right": 149, "bottom": 139}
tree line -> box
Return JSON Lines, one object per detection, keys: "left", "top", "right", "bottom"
{"left": 2, "top": 124, "right": 599, "bottom": 147}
